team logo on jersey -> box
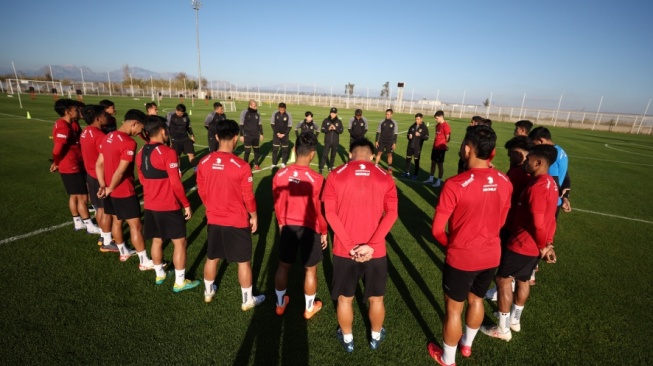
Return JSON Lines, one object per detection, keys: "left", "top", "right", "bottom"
{"left": 56, "top": 133, "right": 67, "bottom": 139}
{"left": 169, "top": 163, "right": 178, "bottom": 169}
{"left": 293, "top": 171, "right": 299, "bottom": 177}
{"left": 310, "top": 125, "right": 314, "bottom": 129}
{"left": 355, "top": 163, "right": 370, "bottom": 177}
{"left": 289, "top": 170, "right": 301, "bottom": 184}
{"left": 212, "top": 157, "right": 224, "bottom": 170}
{"left": 483, "top": 175, "right": 497, "bottom": 192}
{"left": 390, "top": 123, "right": 393, "bottom": 128}
{"left": 247, "top": 176, "right": 253, "bottom": 182}
{"left": 127, "top": 151, "right": 134, "bottom": 156}
{"left": 283, "top": 117, "right": 287, "bottom": 121}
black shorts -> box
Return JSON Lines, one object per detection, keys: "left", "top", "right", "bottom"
{"left": 377, "top": 141, "right": 394, "bottom": 153}
{"left": 497, "top": 248, "right": 540, "bottom": 282}
{"left": 278, "top": 225, "right": 323, "bottom": 267}
{"left": 60, "top": 172, "right": 88, "bottom": 195}
{"left": 105, "top": 195, "right": 141, "bottom": 221}
{"left": 442, "top": 263, "right": 496, "bottom": 302}
{"left": 172, "top": 138, "right": 194, "bottom": 155}
{"left": 331, "top": 255, "right": 387, "bottom": 301}
{"left": 431, "top": 149, "right": 446, "bottom": 163}
{"left": 207, "top": 224, "right": 252, "bottom": 263}
{"left": 85, "top": 175, "right": 103, "bottom": 208}
{"left": 243, "top": 135, "right": 260, "bottom": 148}
{"left": 406, "top": 147, "right": 421, "bottom": 159}
{"left": 272, "top": 134, "right": 290, "bottom": 147}
{"left": 143, "top": 209, "right": 186, "bottom": 240}
{"left": 208, "top": 137, "right": 219, "bottom": 153}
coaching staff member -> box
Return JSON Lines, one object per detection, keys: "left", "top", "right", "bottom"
{"left": 319, "top": 107, "right": 343, "bottom": 174}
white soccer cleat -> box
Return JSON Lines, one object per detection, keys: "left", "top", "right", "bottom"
{"left": 241, "top": 294, "right": 266, "bottom": 311}
{"left": 86, "top": 225, "right": 101, "bottom": 235}
{"left": 481, "top": 325, "right": 512, "bottom": 342}
{"left": 119, "top": 247, "right": 137, "bottom": 262}
{"left": 423, "top": 176, "right": 434, "bottom": 184}
{"left": 485, "top": 286, "right": 498, "bottom": 301}
{"left": 432, "top": 179, "right": 442, "bottom": 188}
{"left": 139, "top": 259, "right": 155, "bottom": 271}
{"left": 204, "top": 284, "right": 217, "bottom": 303}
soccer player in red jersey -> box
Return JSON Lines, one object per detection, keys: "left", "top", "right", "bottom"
{"left": 272, "top": 132, "right": 328, "bottom": 318}
{"left": 322, "top": 138, "right": 398, "bottom": 352}
{"left": 137, "top": 116, "right": 200, "bottom": 292}
{"left": 197, "top": 119, "right": 266, "bottom": 311}
{"left": 481, "top": 144, "right": 558, "bottom": 341}
{"left": 424, "top": 110, "right": 451, "bottom": 187}
{"left": 80, "top": 105, "right": 117, "bottom": 252}
{"left": 428, "top": 125, "right": 512, "bottom": 366}
{"left": 96, "top": 109, "right": 154, "bottom": 269}
{"left": 51, "top": 99, "right": 100, "bottom": 235}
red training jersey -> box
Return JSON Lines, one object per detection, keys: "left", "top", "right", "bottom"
{"left": 507, "top": 174, "right": 558, "bottom": 257}
{"left": 322, "top": 161, "right": 398, "bottom": 259}
{"left": 52, "top": 118, "right": 83, "bottom": 174}
{"left": 80, "top": 126, "right": 105, "bottom": 179}
{"left": 433, "top": 121, "right": 451, "bottom": 150}
{"left": 100, "top": 130, "right": 137, "bottom": 198}
{"left": 196, "top": 151, "right": 256, "bottom": 228}
{"left": 503, "top": 164, "right": 531, "bottom": 230}
{"left": 136, "top": 142, "right": 189, "bottom": 211}
{"left": 432, "top": 168, "right": 513, "bottom": 271}
{"left": 273, "top": 165, "right": 327, "bottom": 235}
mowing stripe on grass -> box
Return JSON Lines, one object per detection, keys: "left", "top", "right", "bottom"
{"left": 573, "top": 208, "right": 653, "bottom": 224}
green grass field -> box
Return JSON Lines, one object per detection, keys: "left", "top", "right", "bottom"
{"left": 1, "top": 95, "right": 652, "bottom": 365}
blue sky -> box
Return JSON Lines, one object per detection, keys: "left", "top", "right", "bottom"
{"left": 1, "top": 0, "right": 651, "bottom": 114}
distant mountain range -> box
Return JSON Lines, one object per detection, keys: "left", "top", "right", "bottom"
{"left": 0, "top": 64, "right": 188, "bottom": 82}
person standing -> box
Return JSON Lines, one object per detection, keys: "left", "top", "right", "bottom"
{"left": 348, "top": 109, "right": 368, "bottom": 144}
{"left": 272, "top": 132, "right": 328, "bottom": 319}
{"left": 51, "top": 99, "right": 100, "bottom": 235}
{"left": 166, "top": 104, "right": 196, "bottom": 166}
{"left": 137, "top": 116, "right": 200, "bottom": 292}
{"left": 239, "top": 99, "right": 263, "bottom": 170}
{"left": 481, "top": 144, "right": 558, "bottom": 341}
{"left": 80, "top": 105, "right": 117, "bottom": 251}
{"left": 96, "top": 110, "right": 155, "bottom": 269}
{"left": 295, "top": 111, "right": 319, "bottom": 138}
{"left": 403, "top": 113, "right": 429, "bottom": 180}
{"left": 197, "top": 119, "right": 266, "bottom": 310}
{"left": 374, "top": 109, "right": 399, "bottom": 173}
{"left": 424, "top": 110, "right": 451, "bottom": 187}
{"left": 322, "top": 138, "right": 398, "bottom": 352}
{"left": 428, "top": 125, "right": 512, "bottom": 366}
{"left": 145, "top": 102, "right": 158, "bottom": 116}
{"left": 99, "top": 99, "right": 117, "bottom": 133}
{"left": 204, "top": 102, "right": 226, "bottom": 152}
{"left": 270, "top": 102, "right": 293, "bottom": 168}
{"left": 319, "top": 107, "right": 343, "bottom": 174}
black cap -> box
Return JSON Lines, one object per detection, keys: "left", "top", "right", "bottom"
{"left": 355, "top": 109, "right": 362, "bottom": 116}
{"left": 330, "top": 107, "right": 338, "bottom": 114}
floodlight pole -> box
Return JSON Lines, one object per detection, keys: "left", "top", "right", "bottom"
{"left": 192, "top": 0, "right": 203, "bottom": 97}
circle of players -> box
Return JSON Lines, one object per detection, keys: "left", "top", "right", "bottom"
{"left": 50, "top": 98, "right": 570, "bottom": 362}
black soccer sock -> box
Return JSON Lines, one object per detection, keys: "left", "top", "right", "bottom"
{"left": 329, "top": 147, "right": 337, "bottom": 169}
{"left": 253, "top": 147, "right": 260, "bottom": 166}
{"left": 244, "top": 147, "right": 251, "bottom": 164}
{"left": 405, "top": 157, "right": 411, "bottom": 173}
{"left": 414, "top": 158, "right": 420, "bottom": 176}
{"left": 281, "top": 146, "right": 289, "bottom": 164}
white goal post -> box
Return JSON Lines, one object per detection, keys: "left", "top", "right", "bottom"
{"left": 5, "top": 78, "right": 64, "bottom": 96}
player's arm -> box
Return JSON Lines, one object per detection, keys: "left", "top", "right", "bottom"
{"left": 393, "top": 122, "right": 398, "bottom": 147}
{"left": 422, "top": 126, "right": 429, "bottom": 140}
{"left": 363, "top": 117, "right": 368, "bottom": 135}
{"left": 51, "top": 125, "right": 68, "bottom": 172}
{"left": 196, "top": 159, "right": 207, "bottom": 203}
{"left": 321, "top": 119, "right": 328, "bottom": 133}
{"left": 286, "top": 113, "right": 293, "bottom": 136}
{"left": 96, "top": 153, "right": 106, "bottom": 196}
{"left": 204, "top": 113, "right": 213, "bottom": 129}
{"left": 272, "top": 176, "right": 287, "bottom": 228}
{"left": 105, "top": 159, "right": 130, "bottom": 196}
{"left": 431, "top": 183, "right": 457, "bottom": 246}
{"left": 348, "top": 118, "right": 354, "bottom": 134}
{"left": 367, "top": 181, "right": 399, "bottom": 245}
{"left": 445, "top": 124, "right": 451, "bottom": 143}
{"left": 336, "top": 120, "right": 344, "bottom": 134}
{"left": 322, "top": 177, "right": 355, "bottom": 248}
{"left": 186, "top": 119, "right": 195, "bottom": 142}
{"left": 242, "top": 170, "right": 258, "bottom": 232}
{"left": 315, "top": 179, "right": 329, "bottom": 249}
{"left": 167, "top": 150, "right": 190, "bottom": 211}
{"left": 258, "top": 116, "right": 264, "bottom": 140}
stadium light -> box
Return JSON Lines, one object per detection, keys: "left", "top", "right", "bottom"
{"left": 192, "top": 0, "right": 203, "bottom": 97}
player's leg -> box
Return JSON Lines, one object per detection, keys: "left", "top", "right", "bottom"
{"left": 337, "top": 295, "right": 355, "bottom": 337}
{"left": 243, "top": 144, "right": 252, "bottom": 164}
{"left": 329, "top": 144, "right": 337, "bottom": 170}
{"left": 441, "top": 295, "right": 464, "bottom": 362}
{"left": 332, "top": 256, "right": 358, "bottom": 351}
{"left": 272, "top": 144, "right": 280, "bottom": 165}
{"left": 437, "top": 161, "right": 444, "bottom": 180}
{"left": 281, "top": 138, "right": 289, "bottom": 166}
{"left": 424, "top": 149, "right": 437, "bottom": 183}
{"left": 301, "top": 227, "right": 324, "bottom": 318}
{"left": 414, "top": 156, "right": 421, "bottom": 177}
{"left": 387, "top": 151, "right": 393, "bottom": 167}
{"left": 319, "top": 145, "right": 329, "bottom": 172}
{"left": 227, "top": 227, "right": 264, "bottom": 310}
{"left": 375, "top": 150, "right": 383, "bottom": 165}
{"left": 274, "top": 226, "right": 296, "bottom": 314}
{"left": 252, "top": 138, "right": 261, "bottom": 168}
{"left": 368, "top": 295, "right": 385, "bottom": 336}
{"left": 203, "top": 224, "right": 222, "bottom": 302}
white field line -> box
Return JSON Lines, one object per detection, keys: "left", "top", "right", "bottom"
{"left": 604, "top": 144, "right": 653, "bottom": 157}
{"left": 572, "top": 208, "right": 653, "bottom": 225}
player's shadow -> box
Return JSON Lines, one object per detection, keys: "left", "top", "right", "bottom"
{"left": 395, "top": 186, "right": 445, "bottom": 256}
{"left": 390, "top": 151, "right": 439, "bottom": 205}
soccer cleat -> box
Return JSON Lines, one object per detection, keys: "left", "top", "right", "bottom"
{"left": 241, "top": 294, "right": 266, "bottom": 311}
{"left": 173, "top": 279, "right": 201, "bottom": 293}
{"left": 304, "top": 300, "right": 322, "bottom": 320}
{"left": 281, "top": 163, "right": 286, "bottom": 168}
{"left": 336, "top": 328, "right": 354, "bottom": 353}
{"left": 204, "top": 284, "right": 217, "bottom": 303}
{"left": 427, "top": 343, "right": 455, "bottom": 366}
{"left": 319, "top": 169, "right": 324, "bottom": 174}
{"left": 74, "top": 224, "right": 86, "bottom": 231}
{"left": 402, "top": 172, "right": 410, "bottom": 178}
{"left": 139, "top": 259, "right": 155, "bottom": 271}
{"left": 119, "top": 247, "right": 137, "bottom": 262}
{"left": 480, "top": 325, "right": 512, "bottom": 342}
{"left": 253, "top": 165, "right": 260, "bottom": 171}
{"left": 432, "top": 179, "right": 442, "bottom": 188}
{"left": 328, "top": 168, "right": 332, "bottom": 172}
{"left": 276, "top": 295, "right": 290, "bottom": 316}
{"left": 100, "top": 241, "right": 119, "bottom": 253}
{"left": 86, "top": 225, "right": 101, "bottom": 235}
{"left": 88, "top": 206, "right": 96, "bottom": 213}
{"left": 423, "top": 176, "right": 434, "bottom": 184}
{"left": 155, "top": 271, "right": 171, "bottom": 285}
{"left": 369, "top": 327, "right": 386, "bottom": 350}
{"left": 485, "top": 286, "right": 498, "bottom": 301}
{"left": 97, "top": 236, "right": 104, "bottom": 247}
{"left": 458, "top": 338, "right": 472, "bottom": 358}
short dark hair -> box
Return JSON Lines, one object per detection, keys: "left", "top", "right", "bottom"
{"left": 99, "top": 99, "right": 114, "bottom": 109}
{"left": 145, "top": 102, "right": 157, "bottom": 110}
{"left": 415, "top": 113, "right": 423, "bottom": 118}
{"left": 471, "top": 115, "right": 484, "bottom": 123}
{"left": 349, "top": 138, "right": 375, "bottom": 154}
{"left": 528, "top": 126, "right": 552, "bottom": 141}
{"left": 144, "top": 115, "right": 168, "bottom": 137}
{"left": 355, "top": 109, "right": 363, "bottom": 116}
{"left": 386, "top": 109, "right": 393, "bottom": 114}
{"left": 295, "top": 132, "right": 318, "bottom": 157}
{"left": 515, "top": 120, "right": 534, "bottom": 133}
{"left": 304, "top": 111, "right": 313, "bottom": 117}
{"left": 278, "top": 102, "right": 286, "bottom": 109}
{"left": 529, "top": 144, "right": 558, "bottom": 167}
{"left": 82, "top": 105, "right": 106, "bottom": 126}
{"left": 124, "top": 109, "right": 147, "bottom": 124}
{"left": 504, "top": 136, "right": 534, "bottom": 151}
{"left": 213, "top": 102, "right": 222, "bottom": 109}
{"left": 434, "top": 110, "right": 445, "bottom": 118}
{"left": 72, "top": 100, "right": 85, "bottom": 109}
{"left": 54, "top": 98, "right": 74, "bottom": 117}
{"left": 175, "top": 104, "right": 187, "bottom": 113}
{"left": 478, "top": 118, "right": 492, "bottom": 127}
{"left": 216, "top": 119, "right": 239, "bottom": 140}
{"left": 463, "top": 125, "right": 496, "bottom": 160}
